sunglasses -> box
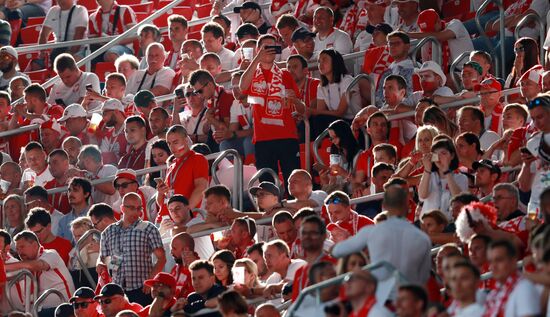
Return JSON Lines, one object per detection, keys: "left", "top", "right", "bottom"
{"left": 185, "top": 91, "right": 199, "bottom": 98}
{"left": 193, "top": 82, "right": 208, "bottom": 95}
{"left": 514, "top": 46, "right": 525, "bottom": 54}
{"left": 115, "top": 181, "right": 136, "bottom": 189}
{"left": 73, "top": 301, "right": 93, "bottom": 309}
{"left": 327, "top": 197, "right": 342, "bottom": 205}
{"left": 528, "top": 97, "right": 548, "bottom": 110}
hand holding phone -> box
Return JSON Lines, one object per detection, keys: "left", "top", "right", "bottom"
{"left": 265, "top": 45, "right": 282, "bottom": 54}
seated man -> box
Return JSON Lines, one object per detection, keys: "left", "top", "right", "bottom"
{"left": 184, "top": 260, "right": 225, "bottom": 316}
{"left": 186, "top": 185, "right": 234, "bottom": 233}
{"left": 286, "top": 169, "right": 327, "bottom": 213}
{"left": 139, "top": 273, "right": 178, "bottom": 317}
{"left": 41, "top": 149, "right": 74, "bottom": 216}
{"left": 137, "top": 24, "right": 162, "bottom": 69}
{"left": 170, "top": 232, "right": 200, "bottom": 298}
{"left": 324, "top": 191, "right": 373, "bottom": 243}
{"left": 312, "top": 7, "right": 352, "bottom": 56}
{"left": 234, "top": 1, "right": 271, "bottom": 35}
{"left": 21, "top": 142, "right": 54, "bottom": 189}
{"left": 227, "top": 217, "right": 256, "bottom": 259}
{"left": 345, "top": 270, "right": 393, "bottom": 317}
{"left": 118, "top": 116, "right": 148, "bottom": 170}
{"left": 200, "top": 23, "right": 235, "bottom": 71}
{"left": 24, "top": 185, "right": 63, "bottom": 237}
{"left": 457, "top": 106, "right": 500, "bottom": 151}
{"left": 126, "top": 43, "right": 175, "bottom": 96}
{"left": 0, "top": 46, "right": 29, "bottom": 91}
{"left": 58, "top": 104, "right": 97, "bottom": 146}
{"left": 25, "top": 207, "right": 72, "bottom": 265}
{"left": 166, "top": 15, "right": 188, "bottom": 70}
{"left": 473, "top": 159, "right": 501, "bottom": 199}
{"left": 261, "top": 239, "right": 306, "bottom": 298}
{"left": 76, "top": 145, "right": 119, "bottom": 207}
{"left": 94, "top": 283, "right": 143, "bottom": 317}
{"left": 111, "top": 169, "right": 156, "bottom": 221}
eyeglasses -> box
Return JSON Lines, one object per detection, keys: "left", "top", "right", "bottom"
{"left": 514, "top": 46, "right": 525, "bottom": 54}
{"left": 73, "top": 301, "right": 94, "bottom": 309}
{"left": 327, "top": 197, "right": 343, "bottom": 205}
{"left": 115, "top": 181, "right": 137, "bottom": 189}
{"left": 185, "top": 90, "right": 199, "bottom": 98}
{"left": 193, "top": 82, "right": 209, "bottom": 95}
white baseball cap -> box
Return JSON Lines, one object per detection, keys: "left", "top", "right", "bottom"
{"left": 0, "top": 46, "right": 17, "bottom": 59}
{"left": 59, "top": 104, "right": 87, "bottom": 122}
{"left": 101, "top": 98, "right": 124, "bottom": 113}
{"left": 415, "top": 61, "right": 447, "bottom": 85}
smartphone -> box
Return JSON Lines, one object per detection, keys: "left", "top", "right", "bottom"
{"left": 175, "top": 88, "right": 185, "bottom": 99}
{"left": 265, "top": 45, "right": 282, "bottom": 54}
{"left": 520, "top": 147, "right": 533, "bottom": 156}
{"left": 232, "top": 266, "right": 245, "bottom": 285}
{"left": 431, "top": 153, "right": 439, "bottom": 162}
{"left": 465, "top": 208, "right": 475, "bottom": 227}
{"left": 86, "top": 84, "right": 93, "bottom": 91}
{"left": 55, "top": 98, "right": 66, "bottom": 107}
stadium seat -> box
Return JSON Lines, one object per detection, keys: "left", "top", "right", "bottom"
{"left": 187, "top": 31, "right": 201, "bottom": 40}
{"left": 19, "top": 25, "right": 53, "bottom": 45}
{"left": 78, "top": 0, "right": 98, "bottom": 11}
{"left": 128, "top": 2, "right": 154, "bottom": 13}
{"left": 117, "top": 0, "right": 141, "bottom": 5}
{"left": 188, "top": 22, "right": 206, "bottom": 33}
{"left": 25, "top": 69, "right": 50, "bottom": 84}
{"left": 195, "top": 3, "right": 213, "bottom": 18}
{"left": 18, "top": 51, "right": 40, "bottom": 71}
{"left": 154, "top": 6, "right": 194, "bottom": 27}
{"left": 8, "top": 19, "right": 22, "bottom": 47}
{"left": 95, "top": 62, "right": 116, "bottom": 83}
{"left": 441, "top": 0, "right": 471, "bottom": 21}
{"left": 135, "top": 12, "right": 149, "bottom": 23}
{"left": 26, "top": 16, "right": 45, "bottom": 26}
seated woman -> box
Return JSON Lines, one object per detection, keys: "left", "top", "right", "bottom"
{"left": 395, "top": 125, "right": 439, "bottom": 186}
{"left": 3, "top": 194, "right": 26, "bottom": 237}
{"left": 232, "top": 258, "right": 263, "bottom": 299}
{"left": 68, "top": 216, "right": 99, "bottom": 289}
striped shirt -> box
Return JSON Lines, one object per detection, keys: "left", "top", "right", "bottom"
{"left": 88, "top": 2, "right": 136, "bottom": 37}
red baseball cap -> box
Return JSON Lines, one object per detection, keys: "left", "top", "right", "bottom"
{"left": 417, "top": 9, "right": 441, "bottom": 32}
{"left": 478, "top": 78, "right": 502, "bottom": 92}
{"left": 144, "top": 272, "right": 177, "bottom": 291}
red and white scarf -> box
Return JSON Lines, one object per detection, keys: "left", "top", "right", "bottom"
{"left": 339, "top": 5, "right": 359, "bottom": 36}
{"left": 505, "top": 0, "right": 533, "bottom": 32}
{"left": 247, "top": 65, "right": 287, "bottom": 127}
{"left": 483, "top": 272, "right": 520, "bottom": 317}
{"left": 349, "top": 295, "right": 377, "bottom": 317}
{"left": 423, "top": 21, "right": 451, "bottom": 71}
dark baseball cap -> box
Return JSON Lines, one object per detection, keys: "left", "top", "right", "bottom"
{"left": 291, "top": 27, "right": 316, "bottom": 42}
{"left": 472, "top": 159, "right": 501, "bottom": 176}
{"left": 69, "top": 287, "right": 95, "bottom": 302}
{"left": 234, "top": 1, "right": 261, "bottom": 13}
{"left": 94, "top": 283, "right": 125, "bottom": 300}
{"left": 133, "top": 90, "right": 155, "bottom": 108}
{"left": 367, "top": 23, "right": 393, "bottom": 35}
{"left": 55, "top": 303, "right": 75, "bottom": 317}
{"left": 236, "top": 23, "right": 260, "bottom": 39}
{"left": 249, "top": 181, "right": 280, "bottom": 197}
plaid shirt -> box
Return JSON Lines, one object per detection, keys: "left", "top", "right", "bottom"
{"left": 100, "top": 219, "right": 163, "bottom": 291}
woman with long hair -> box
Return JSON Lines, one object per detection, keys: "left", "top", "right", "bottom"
{"left": 146, "top": 139, "right": 172, "bottom": 188}
{"left": 422, "top": 106, "right": 459, "bottom": 138}
{"left": 211, "top": 250, "right": 236, "bottom": 287}
{"left": 505, "top": 37, "right": 540, "bottom": 90}
{"left": 3, "top": 194, "right": 27, "bottom": 237}
{"left": 232, "top": 258, "right": 263, "bottom": 298}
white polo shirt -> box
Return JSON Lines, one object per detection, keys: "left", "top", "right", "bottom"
{"left": 43, "top": 5, "right": 88, "bottom": 42}
{"left": 37, "top": 249, "right": 75, "bottom": 309}
{"left": 316, "top": 74, "right": 355, "bottom": 119}
{"left": 47, "top": 72, "right": 100, "bottom": 106}
{"left": 126, "top": 67, "right": 176, "bottom": 95}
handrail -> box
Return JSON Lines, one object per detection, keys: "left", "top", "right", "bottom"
{"left": 514, "top": 13, "right": 546, "bottom": 67}
{"left": 312, "top": 128, "right": 329, "bottom": 166}
{"left": 0, "top": 124, "right": 40, "bottom": 138}
{"left": 211, "top": 149, "right": 243, "bottom": 210}
{"left": 475, "top": 0, "right": 505, "bottom": 78}
{"left": 410, "top": 36, "right": 442, "bottom": 66}
{"left": 386, "top": 87, "right": 521, "bottom": 121}
{"left": 287, "top": 261, "right": 407, "bottom": 316}
{"left": 247, "top": 168, "right": 281, "bottom": 210}
{"left": 75, "top": 229, "right": 102, "bottom": 289}
{"left": 33, "top": 289, "right": 67, "bottom": 316}
{"left": 46, "top": 164, "right": 168, "bottom": 195}
{"left": 190, "top": 215, "right": 273, "bottom": 238}
{"left": 346, "top": 74, "right": 375, "bottom": 109}
{"left": 192, "top": 208, "right": 208, "bottom": 219}
{"left": 6, "top": 269, "right": 37, "bottom": 313}
{"left": 349, "top": 192, "right": 384, "bottom": 205}
{"left": 304, "top": 117, "right": 311, "bottom": 173}
{"left": 449, "top": 51, "right": 471, "bottom": 91}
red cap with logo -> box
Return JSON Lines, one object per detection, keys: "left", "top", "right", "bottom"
{"left": 417, "top": 9, "right": 443, "bottom": 32}
{"left": 144, "top": 272, "right": 177, "bottom": 291}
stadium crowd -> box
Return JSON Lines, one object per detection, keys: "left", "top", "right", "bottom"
{"left": 0, "top": 0, "right": 548, "bottom": 316}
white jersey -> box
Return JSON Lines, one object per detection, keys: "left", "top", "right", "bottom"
{"left": 47, "top": 72, "right": 100, "bottom": 106}
{"left": 36, "top": 249, "right": 75, "bottom": 309}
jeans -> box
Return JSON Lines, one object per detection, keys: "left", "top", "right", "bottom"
{"left": 254, "top": 138, "right": 300, "bottom": 196}
{"left": 463, "top": 10, "right": 500, "bottom": 35}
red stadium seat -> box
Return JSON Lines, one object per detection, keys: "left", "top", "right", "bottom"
{"left": 77, "top": 0, "right": 98, "bottom": 11}
{"left": 117, "top": 0, "right": 141, "bottom": 5}
{"left": 128, "top": 2, "right": 154, "bottom": 13}
{"left": 135, "top": 12, "right": 149, "bottom": 23}
{"left": 188, "top": 22, "right": 205, "bottom": 33}
{"left": 441, "top": 0, "right": 471, "bottom": 21}
{"left": 154, "top": 6, "right": 194, "bottom": 27}
{"left": 26, "top": 16, "right": 45, "bottom": 26}
{"left": 195, "top": 3, "right": 213, "bottom": 18}
{"left": 18, "top": 51, "right": 40, "bottom": 71}
{"left": 8, "top": 19, "right": 22, "bottom": 46}
{"left": 25, "top": 69, "right": 50, "bottom": 83}
{"left": 95, "top": 62, "right": 116, "bottom": 82}
{"left": 20, "top": 25, "right": 47, "bottom": 45}
{"left": 187, "top": 31, "right": 201, "bottom": 40}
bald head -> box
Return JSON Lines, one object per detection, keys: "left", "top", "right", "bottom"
{"left": 382, "top": 184, "right": 408, "bottom": 217}
{"left": 172, "top": 232, "right": 195, "bottom": 250}
{"left": 255, "top": 304, "right": 280, "bottom": 317}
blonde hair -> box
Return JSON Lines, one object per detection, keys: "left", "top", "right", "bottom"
{"left": 415, "top": 125, "right": 439, "bottom": 151}
{"left": 70, "top": 216, "right": 93, "bottom": 231}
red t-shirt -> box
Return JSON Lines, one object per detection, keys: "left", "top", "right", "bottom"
{"left": 299, "top": 77, "right": 320, "bottom": 109}
{"left": 44, "top": 179, "right": 71, "bottom": 215}
{"left": 42, "top": 236, "right": 73, "bottom": 265}
{"left": 243, "top": 65, "right": 299, "bottom": 143}
{"left": 138, "top": 298, "right": 176, "bottom": 317}
{"left": 328, "top": 211, "right": 373, "bottom": 237}
{"left": 291, "top": 254, "right": 337, "bottom": 302}
{"left": 355, "top": 147, "right": 374, "bottom": 178}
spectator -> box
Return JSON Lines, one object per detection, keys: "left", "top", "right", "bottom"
{"left": 394, "top": 0, "right": 419, "bottom": 32}
{"left": 157, "top": 125, "right": 209, "bottom": 213}
{"left": 505, "top": 37, "right": 540, "bottom": 91}
{"left": 493, "top": 183, "right": 524, "bottom": 224}
{"left": 76, "top": 145, "right": 119, "bottom": 206}
{"left": 313, "top": 7, "right": 352, "bottom": 55}
{"left": 276, "top": 15, "right": 300, "bottom": 60}
{"left": 395, "top": 285, "right": 428, "bottom": 317}
{"left": 118, "top": 116, "right": 147, "bottom": 170}
{"left": 126, "top": 43, "right": 175, "bottom": 96}
{"left": 166, "top": 15, "right": 188, "bottom": 70}
{"left": 48, "top": 54, "right": 101, "bottom": 107}
{"left": 228, "top": 217, "right": 256, "bottom": 259}
{"left": 447, "top": 261, "right": 484, "bottom": 316}
{"left": 469, "top": 50, "right": 494, "bottom": 81}
{"left": 94, "top": 283, "right": 143, "bottom": 317}
{"left": 422, "top": 106, "right": 459, "bottom": 138}
{"left": 132, "top": 90, "right": 158, "bottom": 120}
{"left": 454, "top": 132, "right": 483, "bottom": 172}
{"left": 232, "top": 258, "right": 262, "bottom": 297}
{"left": 0, "top": 162, "right": 22, "bottom": 198}
{"left": 502, "top": 103, "right": 528, "bottom": 132}
{"left": 24, "top": 184, "right": 63, "bottom": 231}
{"left": 484, "top": 240, "right": 541, "bottom": 316}
{"left": 0, "top": 19, "right": 10, "bottom": 45}
{"left": 70, "top": 287, "right": 101, "bottom": 317}
{"left": 3, "top": 194, "right": 26, "bottom": 237}
{"left": 519, "top": 65, "right": 544, "bottom": 103}
{"left": 332, "top": 185, "right": 432, "bottom": 285}
{"left": 39, "top": 119, "right": 65, "bottom": 154}
{"left": 62, "top": 136, "right": 82, "bottom": 166}
{"left": 218, "top": 290, "right": 248, "bottom": 317}
{"left": 175, "top": 40, "right": 203, "bottom": 84}
{"left": 473, "top": 159, "right": 501, "bottom": 198}
{"left": 184, "top": 260, "right": 225, "bottom": 316}
{"left": 233, "top": 24, "right": 260, "bottom": 69}
{"left": 0, "top": 47, "right": 28, "bottom": 91}
{"left": 287, "top": 54, "right": 319, "bottom": 115}
{"left": 145, "top": 107, "right": 171, "bottom": 170}
{"left": 420, "top": 210, "right": 448, "bottom": 239}
{"left": 212, "top": 15, "right": 234, "bottom": 51}
{"left": 255, "top": 303, "right": 281, "bottom": 317}
{"left": 457, "top": 106, "right": 500, "bottom": 151}
{"left": 228, "top": 71, "right": 254, "bottom": 158}
{"left": 6, "top": 231, "right": 75, "bottom": 312}
{"left": 139, "top": 272, "right": 178, "bottom": 317}
{"left": 395, "top": 125, "right": 439, "bottom": 181}
{"left": 169, "top": 232, "right": 199, "bottom": 297}
{"left": 137, "top": 24, "right": 161, "bottom": 70}
{"left": 58, "top": 104, "right": 96, "bottom": 145}
{"left": 21, "top": 142, "right": 53, "bottom": 189}
{"left": 175, "top": 84, "right": 209, "bottom": 144}
{"left": 240, "top": 34, "right": 301, "bottom": 188}
{"left": 55, "top": 303, "right": 75, "bottom": 317}
{"left": 246, "top": 242, "right": 271, "bottom": 282}
{"left": 234, "top": 1, "right": 270, "bottom": 35}
{"left": 112, "top": 169, "right": 155, "bottom": 221}
{"left": 345, "top": 270, "right": 393, "bottom": 316}
{"left": 359, "top": 23, "right": 394, "bottom": 84}
{"left": 187, "top": 185, "right": 234, "bottom": 233}
{"left": 8, "top": 75, "right": 30, "bottom": 102}
{"left": 58, "top": 177, "right": 92, "bottom": 241}
{"left": 201, "top": 23, "right": 234, "bottom": 71}
{"left": 325, "top": 191, "right": 373, "bottom": 242}
{"left": 460, "top": 61, "right": 484, "bottom": 92}
{"left": 87, "top": 203, "right": 116, "bottom": 232}
{"left": 88, "top": 0, "right": 137, "bottom": 62}
{"left": 39, "top": 0, "right": 88, "bottom": 62}
{"left": 25, "top": 207, "right": 72, "bottom": 264}
{"left": 115, "top": 54, "right": 140, "bottom": 83}
{"left": 211, "top": 250, "right": 235, "bottom": 287}
{"left": 262, "top": 239, "right": 306, "bottom": 298}
{"left": 337, "top": 252, "right": 368, "bottom": 274}
{"left": 478, "top": 78, "right": 504, "bottom": 134}
{"left": 291, "top": 27, "right": 316, "bottom": 62}
{"left": 468, "top": 234, "right": 492, "bottom": 280}
{"left": 97, "top": 193, "right": 166, "bottom": 306}
{"left": 320, "top": 120, "right": 359, "bottom": 188}
{"left": 285, "top": 169, "right": 327, "bottom": 212}
{"left": 407, "top": 61, "right": 454, "bottom": 107}
{"left": 68, "top": 217, "right": 99, "bottom": 288}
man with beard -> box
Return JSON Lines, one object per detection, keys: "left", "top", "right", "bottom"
{"left": 119, "top": 116, "right": 147, "bottom": 170}
{"left": 43, "top": 150, "right": 72, "bottom": 214}
{"left": 98, "top": 99, "right": 128, "bottom": 165}
{"left": 0, "top": 46, "right": 28, "bottom": 91}
{"left": 170, "top": 232, "right": 199, "bottom": 298}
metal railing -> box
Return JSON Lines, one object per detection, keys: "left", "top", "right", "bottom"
{"left": 190, "top": 294, "right": 282, "bottom": 316}
{"left": 304, "top": 117, "right": 311, "bottom": 173}
{"left": 211, "top": 149, "right": 243, "bottom": 210}
{"left": 33, "top": 289, "right": 67, "bottom": 317}
{"left": 410, "top": 36, "right": 442, "bottom": 66}
{"left": 346, "top": 73, "right": 375, "bottom": 110}
{"left": 514, "top": 13, "right": 546, "bottom": 67}
{"left": 190, "top": 215, "right": 273, "bottom": 238}
{"left": 475, "top": 0, "right": 505, "bottom": 78}
{"left": 449, "top": 51, "right": 471, "bottom": 91}
{"left": 312, "top": 128, "right": 329, "bottom": 167}
{"left": 6, "top": 269, "right": 37, "bottom": 313}
{"left": 74, "top": 229, "right": 102, "bottom": 289}
{"left": 286, "top": 261, "right": 407, "bottom": 316}
{"left": 247, "top": 168, "right": 281, "bottom": 209}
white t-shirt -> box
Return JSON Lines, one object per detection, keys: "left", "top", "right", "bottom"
{"left": 126, "top": 67, "right": 176, "bottom": 95}
{"left": 420, "top": 172, "right": 469, "bottom": 219}
{"left": 316, "top": 74, "right": 354, "bottom": 119}
{"left": 451, "top": 303, "right": 485, "bottom": 317}
{"left": 526, "top": 133, "right": 550, "bottom": 214}
{"left": 216, "top": 47, "right": 236, "bottom": 71}
{"left": 445, "top": 19, "right": 475, "bottom": 68}
{"left": 504, "top": 278, "right": 541, "bottom": 317}
{"left": 314, "top": 28, "right": 353, "bottom": 56}
{"left": 47, "top": 72, "right": 100, "bottom": 106}
{"left": 181, "top": 108, "right": 209, "bottom": 137}
{"left": 229, "top": 100, "right": 253, "bottom": 130}
{"left": 43, "top": 5, "right": 88, "bottom": 42}
{"left": 22, "top": 167, "right": 54, "bottom": 187}
{"left": 353, "top": 31, "right": 373, "bottom": 52}
{"left": 265, "top": 259, "right": 307, "bottom": 285}
{"left": 37, "top": 249, "right": 76, "bottom": 309}
{"left": 479, "top": 129, "right": 500, "bottom": 150}
{"left": 92, "top": 164, "right": 120, "bottom": 206}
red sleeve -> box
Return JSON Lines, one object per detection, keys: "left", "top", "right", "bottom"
{"left": 358, "top": 215, "right": 374, "bottom": 227}
{"left": 88, "top": 13, "right": 99, "bottom": 37}
{"left": 218, "top": 91, "right": 234, "bottom": 120}
{"left": 362, "top": 47, "right": 383, "bottom": 74}
{"left": 355, "top": 150, "right": 371, "bottom": 175}
{"left": 193, "top": 154, "right": 209, "bottom": 181}
{"left": 122, "top": 6, "right": 137, "bottom": 30}
{"left": 507, "top": 127, "right": 526, "bottom": 158}
{"left": 48, "top": 105, "right": 64, "bottom": 119}
{"left": 282, "top": 70, "right": 299, "bottom": 97}
{"left": 0, "top": 260, "right": 6, "bottom": 283}
{"left": 290, "top": 266, "right": 305, "bottom": 302}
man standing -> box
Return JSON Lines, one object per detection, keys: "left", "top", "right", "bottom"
{"left": 98, "top": 99, "right": 128, "bottom": 164}
{"left": 170, "top": 232, "right": 199, "bottom": 298}
{"left": 97, "top": 193, "right": 166, "bottom": 306}
{"left": 240, "top": 34, "right": 301, "bottom": 188}
{"left": 447, "top": 261, "right": 485, "bottom": 317}
{"left": 25, "top": 207, "right": 72, "bottom": 265}
{"left": 43, "top": 149, "right": 74, "bottom": 215}
{"left": 88, "top": 203, "right": 117, "bottom": 232}
{"left": 200, "top": 23, "right": 234, "bottom": 71}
